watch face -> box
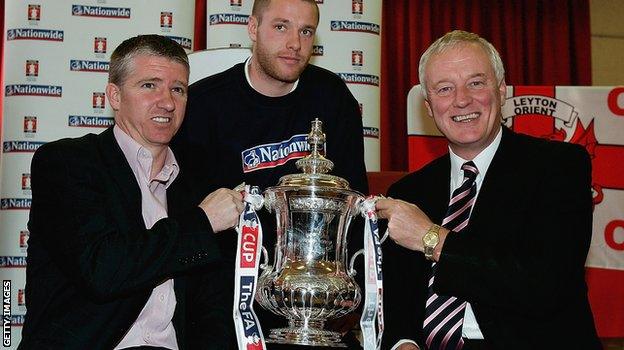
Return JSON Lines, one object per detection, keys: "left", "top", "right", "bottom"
{"left": 424, "top": 232, "right": 439, "bottom": 246}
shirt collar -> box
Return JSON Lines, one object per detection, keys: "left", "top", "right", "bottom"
{"left": 449, "top": 126, "right": 503, "bottom": 189}
{"left": 113, "top": 125, "right": 179, "bottom": 189}
{"left": 244, "top": 56, "right": 299, "bottom": 94}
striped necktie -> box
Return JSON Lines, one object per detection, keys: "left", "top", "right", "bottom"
{"left": 423, "top": 161, "right": 478, "bottom": 350}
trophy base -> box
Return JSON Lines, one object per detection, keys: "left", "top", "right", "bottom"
{"left": 266, "top": 319, "right": 346, "bottom": 348}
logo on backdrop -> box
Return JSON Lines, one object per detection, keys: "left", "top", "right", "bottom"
{"left": 330, "top": 21, "right": 380, "bottom": 35}
{"left": 20, "top": 230, "right": 30, "bottom": 252}
{"left": 7, "top": 29, "right": 64, "bottom": 42}
{"left": 363, "top": 127, "right": 379, "bottom": 139}
{"left": 0, "top": 256, "right": 27, "bottom": 267}
{"left": 70, "top": 60, "right": 109, "bottom": 73}
{"left": 93, "top": 92, "right": 106, "bottom": 111}
{"left": 28, "top": 4, "right": 41, "bottom": 22}
{"left": 209, "top": 13, "right": 249, "bottom": 26}
{"left": 312, "top": 45, "right": 324, "bottom": 56}
{"left": 352, "top": 50, "right": 363, "bottom": 69}
{"left": 338, "top": 73, "right": 379, "bottom": 86}
{"left": 69, "top": 115, "right": 114, "bottom": 128}
{"left": 21, "top": 173, "right": 32, "bottom": 193}
{"left": 241, "top": 134, "right": 310, "bottom": 173}
{"left": 23, "top": 116, "right": 37, "bottom": 136}
{"left": 18, "top": 288, "right": 27, "bottom": 312}
{"left": 3, "top": 141, "right": 45, "bottom": 153}
{"left": 94, "top": 37, "right": 107, "bottom": 54}
{"left": 230, "top": 0, "right": 243, "bottom": 8}
{"left": 25, "top": 60, "right": 39, "bottom": 80}
{"left": 161, "top": 12, "right": 173, "bottom": 31}
{"left": 71, "top": 5, "right": 131, "bottom": 19}
{"left": 5, "top": 84, "right": 62, "bottom": 97}
{"left": 352, "top": 0, "right": 363, "bottom": 16}
{"left": 166, "top": 36, "right": 192, "bottom": 50}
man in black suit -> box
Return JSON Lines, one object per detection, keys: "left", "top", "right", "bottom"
{"left": 20, "top": 35, "right": 243, "bottom": 350}
{"left": 376, "top": 30, "right": 601, "bottom": 350}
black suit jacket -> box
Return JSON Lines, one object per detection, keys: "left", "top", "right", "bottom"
{"left": 381, "top": 127, "right": 601, "bottom": 349}
{"left": 20, "top": 127, "right": 234, "bottom": 350}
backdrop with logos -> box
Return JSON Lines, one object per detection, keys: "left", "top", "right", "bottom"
{"left": 407, "top": 85, "right": 624, "bottom": 337}
{"left": 0, "top": 1, "right": 195, "bottom": 347}
{"left": 206, "top": 0, "right": 382, "bottom": 171}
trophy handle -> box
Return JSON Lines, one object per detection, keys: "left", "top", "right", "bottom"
{"left": 348, "top": 249, "right": 363, "bottom": 277}
{"left": 259, "top": 245, "right": 271, "bottom": 270}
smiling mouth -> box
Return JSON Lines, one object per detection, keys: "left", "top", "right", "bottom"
{"left": 452, "top": 112, "right": 479, "bottom": 122}
{"left": 151, "top": 116, "right": 171, "bottom": 124}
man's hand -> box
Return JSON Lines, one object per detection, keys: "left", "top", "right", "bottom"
{"left": 375, "top": 198, "right": 437, "bottom": 252}
{"left": 198, "top": 188, "right": 244, "bottom": 232}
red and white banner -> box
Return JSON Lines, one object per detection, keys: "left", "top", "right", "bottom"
{"left": 407, "top": 85, "right": 624, "bottom": 337}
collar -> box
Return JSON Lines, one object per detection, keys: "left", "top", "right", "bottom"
{"left": 244, "top": 56, "right": 299, "bottom": 94}
{"left": 113, "top": 125, "right": 179, "bottom": 189}
{"left": 449, "top": 126, "right": 503, "bottom": 188}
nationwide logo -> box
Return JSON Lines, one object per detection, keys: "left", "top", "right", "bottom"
{"left": 241, "top": 134, "right": 310, "bottom": 173}
{"left": 352, "top": 0, "right": 363, "bottom": 15}
{"left": 71, "top": 5, "right": 131, "bottom": 19}
{"left": 0, "top": 256, "right": 27, "bottom": 267}
{"left": 69, "top": 115, "right": 114, "bottom": 128}
{"left": 12, "top": 315, "right": 25, "bottom": 327}
{"left": 330, "top": 21, "right": 380, "bottom": 35}
{"left": 24, "top": 116, "right": 37, "bottom": 134}
{"left": 70, "top": 60, "right": 109, "bottom": 73}
{"left": 25, "top": 60, "right": 39, "bottom": 77}
{"left": 352, "top": 50, "right": 363, "bottom": 67}
{"left": 20, "top": 231, "right": 30, "bottom": 250}
{"left": 7, "top": 28, "right": 64, "bottom": 42}
{"left": 93, "top": 92, "right": 106, "bottom": 109}
{"left": 1, "top": 198, "right": 32, "bottom": 210}
{"left": 94, "top": 37, "right": 107, "bottom": 54}
{"left": 230, "top": 0, "right": 242, "bottom": 7}
{"left": 5, "top": 84, "right": 62, "bottom": 97}
{"left": 338, "top": 73, "right": 380, "bottom": 86}
{"left": 363, "top": 126, "right": 379, "bottom": 139}
{"left": 161, "top": 11, "right": 173, "bottom": 29}
{"left": 166, "top": 36, "right": 192, "bottom": 50}
{"left": 28, "top": 4, "right": 41, "bottom": 21}
{"left": 312, "top": 45, "right": 324, "bottom": 56}
{"left": 3, "top": 141, "right": 45, "bottom": 153}
{"left": 209, "top": 13, "right": 249, "bottom": 26}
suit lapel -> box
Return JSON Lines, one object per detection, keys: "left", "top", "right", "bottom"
{"left": 96, "top": 127, "right": 142, "bottom": 215}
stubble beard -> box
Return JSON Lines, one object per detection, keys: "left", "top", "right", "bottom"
{"left": 255, "top": 46, "right": 309, "bottom": 84}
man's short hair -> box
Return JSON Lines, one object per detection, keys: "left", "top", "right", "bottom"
{"left": 108, "top": 34, "right": 189, "bottom": 86}
{"left": 418, "top": 30, "right": 505, "bottom": 98}
{"left": 251, "top": 0, "right": 319, "bottom": 24}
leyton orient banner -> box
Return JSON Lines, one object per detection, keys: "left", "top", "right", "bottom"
{"left": 0, "top": 1, "right": 194, "bottom": 348}
{"left": 407, "top": 85, "right": 624, "bottom": 337}
{"left": 205, "top": 0, "right": 382, "bottom": 171}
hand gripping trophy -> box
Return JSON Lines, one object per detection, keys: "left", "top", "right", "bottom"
{"left": 233, "top": 119, "right": 385, "bottom": 349}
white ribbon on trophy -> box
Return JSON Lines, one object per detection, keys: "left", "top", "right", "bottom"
{"left": 233, "top": 185, "right": 267, "bottom": 350}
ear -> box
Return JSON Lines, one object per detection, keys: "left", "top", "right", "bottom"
{"left": 499, "top": 81, "right": 507, "bottom": 106}
{"left": 248, "top": 15, "right": 258, "bottom": 43}
{"left": 424, "top": 99, "right": 434, "bottom": 118}
{"left": 106, "top": 83, "right": 121, "bottom": 111}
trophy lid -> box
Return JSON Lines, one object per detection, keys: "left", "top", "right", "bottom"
{"left": 273, "top": 118, "right": 353, "bottom": 191}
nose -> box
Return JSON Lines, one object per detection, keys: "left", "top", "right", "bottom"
{"left": 286, "top": 29, "right": 301, "bottom": 52}
{"left": 454, "top": 85, "right": 472, "bottom": 108}
{"left": 157, "top": 89, "right": 175, "bottom": 112}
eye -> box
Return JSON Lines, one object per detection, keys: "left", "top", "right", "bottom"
{"left": 172, "top": 86, "right": 186, "bottom": 95}
{"left": 141, "top": 82, "right": 155, "bottom": 89}
{"left": 436, "top": 86, "right": 453, "bottom": 96}
{"left": 301, "top": 28, "right": 314, "bottom": 37}
{"left": 469, "top": 80, "right": 486, "bottom": 88}
{"left": 275, "top": 24, "right": 286, "bottom": 31}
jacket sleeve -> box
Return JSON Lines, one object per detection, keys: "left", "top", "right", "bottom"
{"left": 28, "top": 142, "right": 222, "bottom": 302}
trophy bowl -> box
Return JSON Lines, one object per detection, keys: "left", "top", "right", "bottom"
{"left": 256, "top": 120, "right": 363, "bottom": 347}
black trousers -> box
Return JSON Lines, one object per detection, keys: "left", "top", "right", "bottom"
{"left": 462, "top": 338, "right": 491, "bottom": 350}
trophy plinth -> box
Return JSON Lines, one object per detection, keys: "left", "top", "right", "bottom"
{"left": 257, "top": 119, "right": 362, "bottom": 347}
